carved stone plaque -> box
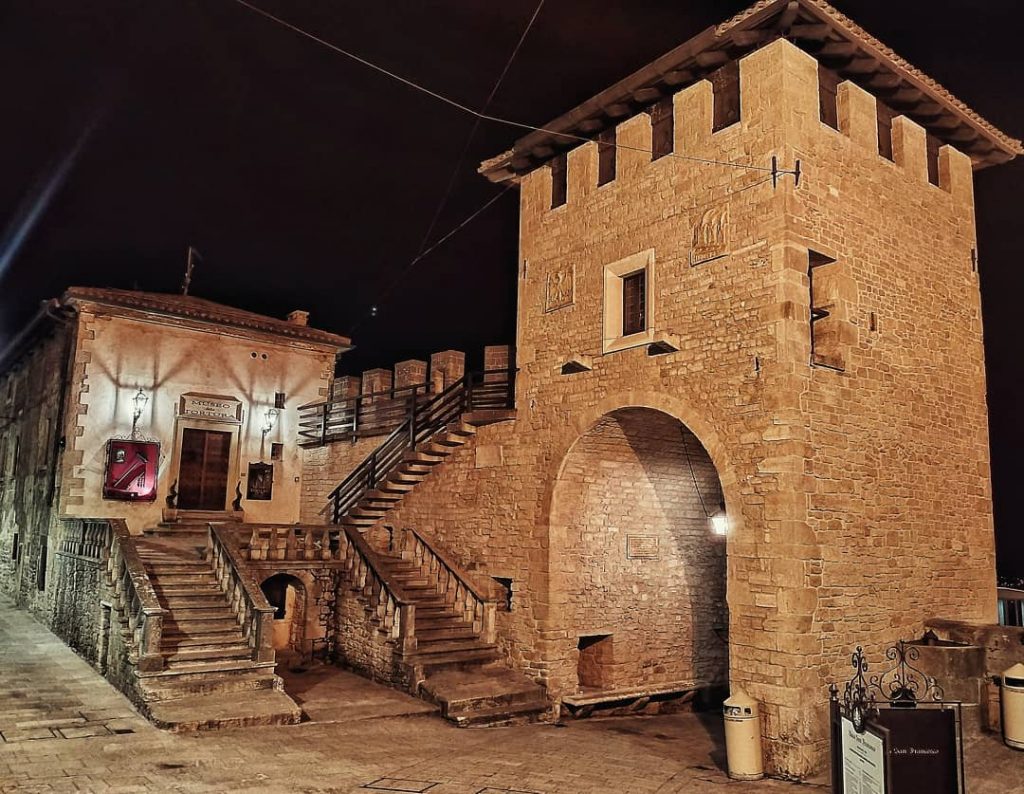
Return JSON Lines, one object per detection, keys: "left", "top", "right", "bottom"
{"left": 690, "top": 204, "right": 729, "bottom": 265}
{"left": 544, "top": 264, "right": 575, "bottom": 312}
{"left": 179, "top": 393, "right": 242, "bottom": 423}
{"left": 626, "top": 534, "right": 659, "bottom": 560}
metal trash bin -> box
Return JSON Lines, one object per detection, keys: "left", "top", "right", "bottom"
{"left": 724, "top": 688, "right": 764, "bottom": 780}
{"left": 1003, "top": 662, "right": 1024, "bottom": 750}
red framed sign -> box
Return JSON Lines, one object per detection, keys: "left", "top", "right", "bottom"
{"left": 103, "top": 439, "right": 160, "bottom": 502}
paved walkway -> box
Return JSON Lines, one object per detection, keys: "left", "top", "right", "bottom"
{"left": 2, "top": 595, "right": 1021, "bottom": 793}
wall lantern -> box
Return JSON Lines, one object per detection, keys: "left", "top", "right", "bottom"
{"left": 130, "top": 388, "right": 149, "bottom": 439}
{"left": 261, "top": 407, "right": 279, "bottom": 439}
{"left": 710, "top": 504, "right": 729, "bottom": 537}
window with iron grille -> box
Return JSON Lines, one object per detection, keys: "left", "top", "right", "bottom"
{"left": 622, "top": 270, "right": 647, "bottom": 336}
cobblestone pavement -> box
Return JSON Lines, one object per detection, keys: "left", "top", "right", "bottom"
{"left": 2, "top": 596, "right": 1021, "bottom": 793}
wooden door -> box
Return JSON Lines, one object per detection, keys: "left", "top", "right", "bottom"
{"left": 177, "top": 429, "right": 232, "bottom": 510}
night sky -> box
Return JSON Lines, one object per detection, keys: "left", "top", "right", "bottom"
{"left": 0, "top": 1, "right": 1020, "bottom": 577}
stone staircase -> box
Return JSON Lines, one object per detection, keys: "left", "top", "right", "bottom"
{"left": 339, "top": 420, "right": 477, "bottom": 531}
{"left": 131, "top": 528, "right": 301, "bottom": 730}
{"left": 352, "top": 531, "right": 548, "bottom": 726}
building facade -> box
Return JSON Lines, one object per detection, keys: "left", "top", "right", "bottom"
{"left": 0, "top": 287, "right": 347, "bottom": 619}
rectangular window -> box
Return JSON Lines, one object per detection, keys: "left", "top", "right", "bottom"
{"left": 710, "top": 60, "right": 740, "bottom": 132}
{"left": 649, "top": 97, "right": 674, "bottom": 160}
{"left": 622, "top": 270, "right": 647, "bottom": 336}
{"left": 274, "top": 392, "right": 286, "bottom": 409}
{"left": 808, "top": 251, "right": 845, "bottom": 371}
{"left": 11, "top": 532, "right": 18, "bottom": 561}
{"left": 271, "top": 442, "right": 283, "bottom": 461}
{"left": 818, "top": 63, "right": 839, "bottom": 130}
{"left": 550, "top": 154, "right": 568, "bottom": 208}
{"left": 597, "top": 128, "right": 616, "bottom": 186}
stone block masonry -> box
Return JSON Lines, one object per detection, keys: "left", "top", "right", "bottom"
{"left": 379, "top": 36, "right": 995, "bottom": 778}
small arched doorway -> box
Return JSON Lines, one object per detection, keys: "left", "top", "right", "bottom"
{"left": 260, "top": 573, "right": 307, "bottom": 656}
{"left": 548, "top": 407, "right": 729, "bottom": 696}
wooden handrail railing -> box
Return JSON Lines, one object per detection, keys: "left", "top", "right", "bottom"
{"left": 101, "top": 519, "right": 164, "bottom": 673}
{"left": 326, "top": 365, "right": 515, "bottom": 525}
{"left": 400, "top": 527, "right": 498, "bottom": 645}
{"left": 206, "top": 524, "right": 275, "bottom": 663}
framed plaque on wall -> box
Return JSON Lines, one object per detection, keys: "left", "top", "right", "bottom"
{"left": 103, "top": 439, "right": 160, "bottom": 501}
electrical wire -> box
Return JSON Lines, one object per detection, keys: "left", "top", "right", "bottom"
{"left": 680, "top": 428, "right": 713, "bottom": 519}
{"left": 227, "top": 0, "right": 788, "bottom": 175}
{"left": 413, "top": 0, "right": 546, "bottom": 260}
{"left": 349, "top": 184, "right": 516, "bottom": 333}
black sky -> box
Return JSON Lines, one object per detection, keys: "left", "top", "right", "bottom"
{"left": 0, "top": 1, "right": 1021, "bottom": 578}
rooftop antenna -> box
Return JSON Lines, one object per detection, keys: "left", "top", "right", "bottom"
{"left": 182, "top": 246, "right": 201, "bottom": 295}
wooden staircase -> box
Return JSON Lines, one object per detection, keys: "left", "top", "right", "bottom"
{"left": 130, "top": 530, "right": 301, "bottom": 730}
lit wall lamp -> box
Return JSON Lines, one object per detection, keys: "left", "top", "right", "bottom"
{"left": 710, "top": 503, "right": 729, "bottom": 537}
{"left": 130, "top": 388, "right": 149, "bottom": 439}
{"left": 261, "top": 407, "right": 279, "bottom": 440}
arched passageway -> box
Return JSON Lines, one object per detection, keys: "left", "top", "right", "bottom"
{"left": 260, "top": 573, "right": 307, "bottom": 655}
{"left": 548, "top": 407, "right": 728, "bottom": 694}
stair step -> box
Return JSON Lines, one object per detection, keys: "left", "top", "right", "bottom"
{"left": 415, "top": 639, "right": 495, "bottom": 656}
{"left": 448, "top": 699, "right": 548, "bottom": 727}
{"left": 143, "top": 689, "right": 301, "bottom": 732}
{"left": 417, "top": 626, "right": 478, "bottom": 642}
{"left": 152, "top": 574, "right": 220, "bottom": 586}
{"left": 154, "top": 587, "right": 224, "bottom": 598}
{"left": 162, "top": 645, "right": 252, "bottom": 663}
{"left": 163, "top": 615, "right": 240, "bottom": 630}
{"left": 364, "top": 489, "right": 404, "bottom": 502}
{"left": 416, "top": 616, "right": 473, "bottom": 629}
{"left": 161, "top": 632, "right": 245, "bottom": 647}
{"left": 161, "top": 657, "right": 266, "bottom": 674}
{"left": 411, "top": 648, "right": 500, "bottom": 671}
{"left": 157, "top": 596, "right": 227, "bottom": 608}
{"left": 160, "top": 605, "right": 236, "bottom": 616}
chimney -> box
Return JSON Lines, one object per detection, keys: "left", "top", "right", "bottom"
{"left": 286, "top": 310, "right": 310, "bottom": 327}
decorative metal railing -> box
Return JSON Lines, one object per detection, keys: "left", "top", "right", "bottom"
{"left": 102, "top": 519, "right": 164, "bottom": 672}
{"left": 400, "top": 527, "right": 498, "bottom": 644}
{"left": 325, "top": 366, "right": 514, "bottom": 525}
{"left": 206, "top": 524, "right": 275, "bottom": 663}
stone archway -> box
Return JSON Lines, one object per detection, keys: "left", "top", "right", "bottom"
{"left": 260, "top": 573, "right": 307, "bottom": 656}
{"left": 545, "top": 407, "right": 729, "bottom": 698}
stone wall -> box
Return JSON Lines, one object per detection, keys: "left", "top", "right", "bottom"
{"left": 48, "top": 526, "right": 108, "bottom": 662}
{"left": 300, "top": 435, "right": 381, "bottom": 524}
{"left": 550, "top": 408, "right": 727, "bottom": 692}
{"left": 0, "top": 318, "right": 73, "bottom": 615}
{"left": 334, "top": 586, "right": 406, "bottom": 687}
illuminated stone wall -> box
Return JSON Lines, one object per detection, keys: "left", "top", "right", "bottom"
{"left": 61, "top": 305, "right": 337, "bottom": 532}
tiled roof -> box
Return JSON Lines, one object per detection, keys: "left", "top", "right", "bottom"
{"left": 62, "top": 287, "right": 351, "bottom": 349}
{"left": 480, "top": 0, "right": 1021, "bottom": 182}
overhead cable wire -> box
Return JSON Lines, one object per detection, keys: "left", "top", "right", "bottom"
{"left": 227, "top": 0, "right": 786, "bottom": 175}
{"left": 413, "top": 0, "right": 546, "bottom": 259}
{"left": 349, "top": 184, "right": 517, "bottom": 333}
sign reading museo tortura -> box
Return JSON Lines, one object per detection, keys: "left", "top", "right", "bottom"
{"left": 179, "top": 393, "right": 242, "bottom": 423}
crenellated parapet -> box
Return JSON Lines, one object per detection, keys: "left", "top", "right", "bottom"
{"left": 519, "top": 38, "right": 975, "bottom": 222}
